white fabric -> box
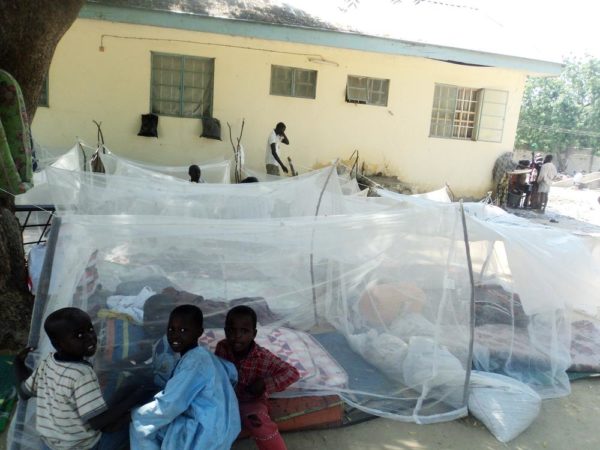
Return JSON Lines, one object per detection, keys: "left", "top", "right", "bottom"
{"left": 265, "top": 130, "right": 283, "bottom": 165}
{"left": 469, "top": 371, "right": 541, "bottom": 443}
{"left": 106, "top": 286, "right": 156, "bottom": 323}
{"left": 347, "top": 330, "right": 408, "bottom": 381}
{"left": 403, "top": 336, "right": 466, "bottom": 390}
{"left": 537, "top": 162, "right": 558, "bottom": 193}
{"left": 27, "top": 244, "right": 47, "bottom": 295}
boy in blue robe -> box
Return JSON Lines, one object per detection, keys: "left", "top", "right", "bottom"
{"left": 130, "top": 304, "right": 240, "bottom": 450}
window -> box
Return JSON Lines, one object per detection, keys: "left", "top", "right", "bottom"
{"left": 39, "top": 75, "right": 49, "bottom": 107}
{"left": 346, "top": 76, "right": 389, "bottom": 106}
{"left": 151, "top": 53, "right": 214, "bottom": 118}
{"left": 270, "top": 65, "right": 317, "bottom": 99}
{"left": 429, "top": 84, "right": 507, "bottom": 142}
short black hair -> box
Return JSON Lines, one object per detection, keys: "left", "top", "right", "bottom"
{"left": 44, "top": 307, "right": 89, "bottom": 347}
{"left": 225, "top": 305, "right": 257, "bottom": 329}
{"left": 240, "top": 176, "right": 258, "bottom": 183}
{"left": 188, "top": 164, "right": 201, "bottom": 175}
{"left": 275, "top": 122, "right": 286, "bottom": 131}
{"left": 170, "top": 304, "right": 203, "bottom": 329}
{"left": 543, "top": 155, "right": 553, "bottom": 163}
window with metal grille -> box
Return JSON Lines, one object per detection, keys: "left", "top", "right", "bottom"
{"left": 151, "top": 53, "right": 214, "bottom": 118}
{"left": 346, "top": 76, "right": 389, "bottom": 106}
{"left": 430, "top": 84, "right": 480, "bottom": 140}
{"left": 39, "top": 75, "right": 49, "bottom": 107}
{"left": 270, "top": 65, "right": 317, "bottom": 99}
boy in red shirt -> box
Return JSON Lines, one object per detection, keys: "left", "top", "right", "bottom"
{"left": 215, "top": 306, "right": 299, "bottom": 450}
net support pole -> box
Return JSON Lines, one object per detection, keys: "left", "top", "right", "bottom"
{"left": 459, "top": 200, "right": 476, "bottom": 406}
{"left": 310, "top": 161, "right": 339, "bottom": 326}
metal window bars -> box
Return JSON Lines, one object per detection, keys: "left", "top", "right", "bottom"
{"left": 14, "top": 204, "right": 56, "bottom": 247}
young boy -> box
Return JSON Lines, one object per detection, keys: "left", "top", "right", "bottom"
{"left": 215, "top": 305, "right": 300, "bottom": 450}
{"left": 130, "top": 304, "right": 241, "bottom": 450}
{"left": 14, "top": 307, "right": 148, "bottom": 450}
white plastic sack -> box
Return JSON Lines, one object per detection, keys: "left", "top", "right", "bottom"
{"left": 468, "top": 370, "right": 541, "bottom": 443}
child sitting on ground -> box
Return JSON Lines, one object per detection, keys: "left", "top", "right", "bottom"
{"left": 130, "top": 304, "right": 241, "bottom": 450}
{"left": 14, "top": 307, "right": 149, "bottom": 450}
{"left": 215, "top": 305, "right": 300, "bottom": 450}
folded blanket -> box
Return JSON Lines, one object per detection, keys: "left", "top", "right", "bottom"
{"left": 570, "top": 319, "right": 600, "bottom": 372}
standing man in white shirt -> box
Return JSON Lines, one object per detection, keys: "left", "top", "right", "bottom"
{"left": 265, "top": 122, "right": 290, "bottom": 176}
{"left": 537, "top": 154, "right": 558, "bottom": 212}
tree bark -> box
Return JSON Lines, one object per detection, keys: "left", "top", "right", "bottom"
{"left": 0, "top": 200, "right": 33, "bottom": 350}
{"left": 0, "top": 0, "right": 84, "bottom": 350}
{"left": 0, "top": 0, "right": 85, "bottom": 122}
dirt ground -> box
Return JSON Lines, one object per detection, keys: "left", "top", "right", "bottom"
{"left": 3, "top": 378, "right": 598, "bottom": 450}
{"left": 511, "top": 186, "right": 600, "bottom": 235}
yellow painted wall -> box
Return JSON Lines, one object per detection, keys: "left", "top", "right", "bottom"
{"left": 32, "top": 18, "right": 529, "bottom": 197}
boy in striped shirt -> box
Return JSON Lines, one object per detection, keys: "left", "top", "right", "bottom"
{"left": 15, "top": 307, "right": 148, "bottom": 450}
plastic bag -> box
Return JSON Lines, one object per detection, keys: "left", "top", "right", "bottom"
{"left": 468, "top": 370, "right": 541, "bottom": 442}
{"left": 403, "top": 336, "right": 465, "bottom": 389}
{"left": 347, "top": 330, "right": 408, "bottom": 381}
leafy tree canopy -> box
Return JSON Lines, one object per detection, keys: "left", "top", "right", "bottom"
{"left": 516, "top": 57, "right": 600, "bottom": 154}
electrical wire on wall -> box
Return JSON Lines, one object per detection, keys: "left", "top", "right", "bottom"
{"left": 99, "top": 34, "right": 339, "bottom": 65}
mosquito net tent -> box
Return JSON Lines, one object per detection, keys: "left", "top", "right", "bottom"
{"left": 98, "top": 149, "right": 231, "bottom": 184}
{"left": 8, "top": 165, "right": 600, "bottom": 450}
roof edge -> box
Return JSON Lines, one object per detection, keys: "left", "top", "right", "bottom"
{"left": 79, "top": 3, "right": 563, "bottom": 75}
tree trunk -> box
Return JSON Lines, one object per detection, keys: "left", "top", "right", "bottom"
{"left": 0, "top": 0, "right": 84, "bottom": 350}
{"left": 0, "top": 0, "right": 85, "bottom": 122}
{"left": 0, "top": 199, "right": 33, "bottom": 350}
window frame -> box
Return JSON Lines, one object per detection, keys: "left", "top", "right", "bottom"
{"left": 429, "top": 83, "right": 508, "bottom": 143}
{"left": 269, "top": 65, "right": 317, "bottom": 99}
{"left": 429, "top": 84, "right": 480, "bottom": 140}
{"left": 150, "top": 52, "right": 215, "bottom": 119}
{"left": 346, "top": 75, "right": 390, "bottom": 107}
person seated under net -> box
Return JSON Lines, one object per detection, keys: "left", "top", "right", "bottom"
{"left": 216, "top": 305, "right": 300, "bottom": 450}
{"left": 188, "top": 164, "right": 205, "bottom": 183}
{"left": 95, "top": 287, "right": 284, "bottom": 402}
{"left": 130, "top": 305, "right": 240, "bottom": 450}
{"left": 14, "top": 308, "right": 151, "bottom": 450}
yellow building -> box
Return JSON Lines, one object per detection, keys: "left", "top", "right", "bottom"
{"left": 32, "top": 0, "right": 562, "bottom": 197}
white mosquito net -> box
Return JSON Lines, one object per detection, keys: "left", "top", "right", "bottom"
{"left": 8, "top": 163, "right": 600, "bottom": 450}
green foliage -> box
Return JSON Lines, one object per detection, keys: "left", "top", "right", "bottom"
{"left": 516, "top": 57, "right": 600, "bottom": 154}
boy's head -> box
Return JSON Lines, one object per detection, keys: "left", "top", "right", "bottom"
{"left": 44, "top": 307, "right": 97, "bottom": 359}
{"left": 188, "top": 164, "right": 201, "bottom": 182}
{"left": 543, "top": 155, "right": 553, "bottom": 164}
{"left": 224, "top": 305, "right": 257, "bottom": 356}
{"left": 240, "top": 176, "right": 258, "bottom": 183}
{"left": 167, "top": 304, "right": 204, "bottom": 355}
{"left": 275, "top": 122, "right": 286, "bottom": 135}
{"left": 144, "top": 294, "right": 175, "bottom": 340}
